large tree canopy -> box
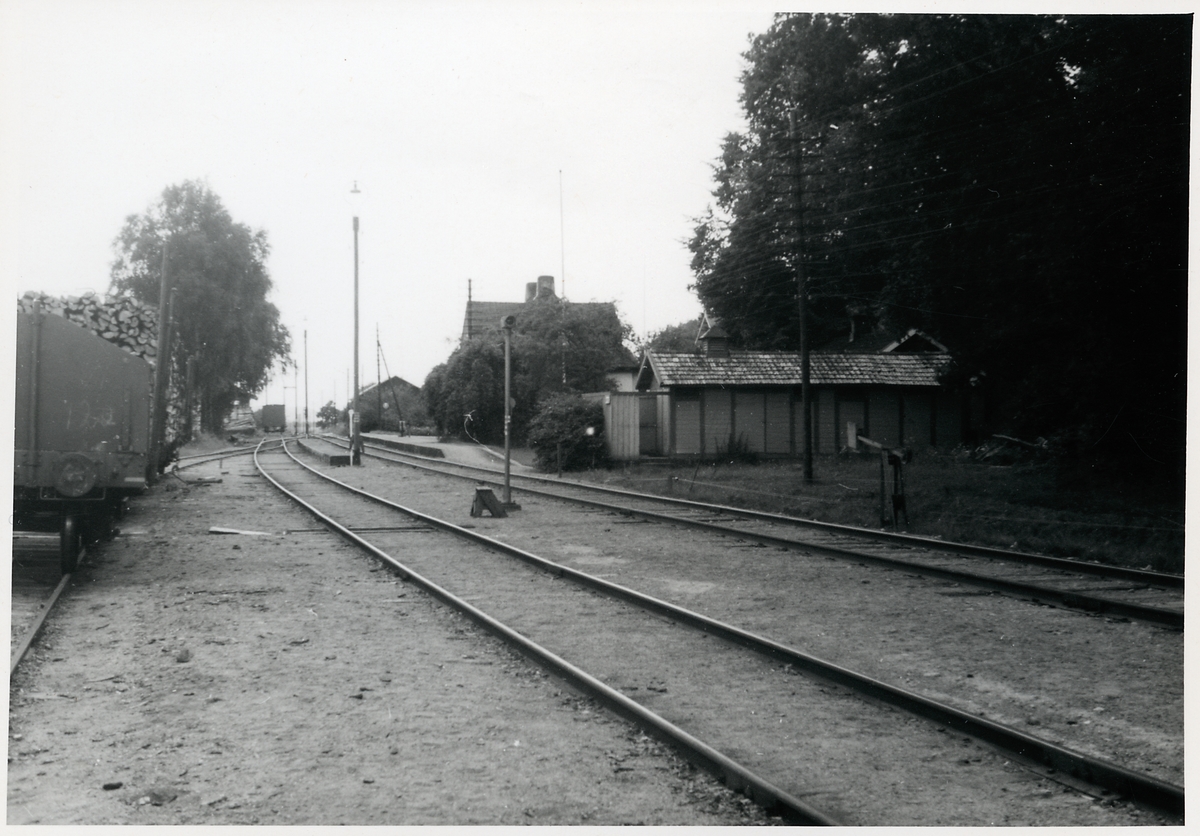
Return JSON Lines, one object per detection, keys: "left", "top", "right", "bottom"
{"left": 690, "top": 14, "right": 1188, "bottom": 477}
{"left": 645, "top": 316, "right": 703, "bottom": 353}
{"left": 109, "top": 181, "right": 291, "bottom": 433}
{"left": 424, "top": 297, "right": 633, "bottom": 444}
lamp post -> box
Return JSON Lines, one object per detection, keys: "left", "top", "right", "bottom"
{"left": 293, "top": 361, "right": 299, "bottom": 436}
{"left": 501, "top": 314, "right": 515, "bottom": 506}
{"left": 350, "top": 181, "right": 362, "bottom": 464}
{"left": 303, "top": 329, "right": 309, "bottom": 436}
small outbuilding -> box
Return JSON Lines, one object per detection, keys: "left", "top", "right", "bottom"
{"left": 603, "top": 315, "right": 973, "bottom": 461}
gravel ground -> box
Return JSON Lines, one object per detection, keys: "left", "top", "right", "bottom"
{"left": 371, "top": 438, "right": 1184, "bottom": 790}
{"left": 7, "top": 437, "right": 1182, "bottom": 825}
{"left": 7, "top": 450, "right": 774, "bottom": 826}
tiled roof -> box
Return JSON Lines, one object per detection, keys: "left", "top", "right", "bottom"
{"left": 461, "top": 299, "right": 617, "bottom": 340}
{"left": 643, "top": 349, "right": 950, "bottom": 388}
{"left": 462, "top": 301, "right": 526, "bottom": 340}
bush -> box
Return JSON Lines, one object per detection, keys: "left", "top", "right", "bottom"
{"left": 716, "top": 432, "right": 758, "bottom": 464}
{"left": 527, "top": 394, "right": 609, "bottom": 472}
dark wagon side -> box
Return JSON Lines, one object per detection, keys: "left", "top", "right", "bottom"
{"left": 14, "top": 307, "right": 151, "bottom": 573}
{"left": 260, "top": 403, "right": 286, "bottom": 433}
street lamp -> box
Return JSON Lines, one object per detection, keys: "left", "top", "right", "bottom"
{"left": 350, "top": 181, "right": 362, "bottom": 464}
{"left": 501, "top": 314, "right": 517, "bottom": 508}
{"left": 303, "top": 328, "right": 309, "bottom": 436}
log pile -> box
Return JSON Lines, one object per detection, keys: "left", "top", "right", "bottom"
{"left": 18, "top": 291, "right": 196, "bottom": 452}
{"left": 18, "top": 290, "right": 160, "bottom": 364}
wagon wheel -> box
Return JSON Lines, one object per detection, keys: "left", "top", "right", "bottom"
{"left": 59, "top": 515, "right": 81, "bottom": 575}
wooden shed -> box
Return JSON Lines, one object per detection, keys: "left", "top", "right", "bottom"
{"left": 604, "top": 320, "right": 970, "bottom": 461}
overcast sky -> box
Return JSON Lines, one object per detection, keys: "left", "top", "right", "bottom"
{"left": 1, "top": 0, "right": 1184, "bottom": 421}
{"left": 0, "top": 0, "right": 791, "bottom": 417}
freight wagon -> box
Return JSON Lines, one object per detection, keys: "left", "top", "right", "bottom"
{"left": 260, "top": 403, "right": 287, "bottom": 433}
{"left": 13, "top": 306, "right": 151, "bottom": 573}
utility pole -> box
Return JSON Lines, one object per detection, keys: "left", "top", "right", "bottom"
{"left": 184, "top": 355, "right": 195, "bottom": 441}
{"left": 376, "top": 325, "right": 383, "bottom": 430}
{"left": 148, "top": 241, "right": 172, "bottom": 484}
{"left": 303, "top": 329, "right": 309, "bottom": 436}
{"left": 502, "top": 315, "right": 516, "bottom": 507}
{"left": 351, "top": 181, "right": 362, "bottom": 464}
{"left": 790, "top": 111, "right": 813, "bottom": 483}
{"left": 560, "top": 170, "right": 567, "bottom": 387}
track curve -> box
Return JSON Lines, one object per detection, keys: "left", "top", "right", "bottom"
{"left": 328, "top": 435, "right": 1183, "bottom": 629}
{"left": 255, "top": 438, "right": 1183, "bottom": 824}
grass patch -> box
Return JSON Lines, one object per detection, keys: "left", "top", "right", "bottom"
{"left": 580, "top": 451, "right": 1184, "bottom": 575}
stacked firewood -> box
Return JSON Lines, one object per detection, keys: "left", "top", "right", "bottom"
{"left": 18, "top": 290, "right": 161, "bottom": 364}
{"left": 18, "top": 290, "right": 196, "bottom": 452}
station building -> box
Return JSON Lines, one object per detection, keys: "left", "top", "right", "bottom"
{"left": 603, "top": 314, "right": 977, "bottom": 461}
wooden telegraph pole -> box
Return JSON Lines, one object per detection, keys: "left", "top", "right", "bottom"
{"left": 148, "top": 241, "right": 172, "bottom": 484}
{"left": 790, "top": 111, "right": 813, "bottom": 483}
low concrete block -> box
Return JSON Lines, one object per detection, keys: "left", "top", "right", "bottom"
{"left": 297, "top": 438, "right": 352, "bottom": 466}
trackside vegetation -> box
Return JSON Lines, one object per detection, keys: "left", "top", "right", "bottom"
{"left": 577, "top": 451, "right": 1184, "bottom": 575}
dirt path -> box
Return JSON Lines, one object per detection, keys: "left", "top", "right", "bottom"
{"left": 8, "top": 437, "right": 1180, "bottom": 825}
{"left": 7, "top": 451, "right": 771, "bottom": 826}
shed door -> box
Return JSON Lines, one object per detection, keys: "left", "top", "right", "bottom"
{"left": 674, "top": 394, "right": 701, "bottom": 455}
{"left": 638, "top": 395, "right": 659, "bottom": 455}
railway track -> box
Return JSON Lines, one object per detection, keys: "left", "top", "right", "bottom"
{"left": 10, "top": 534, "right": 77, "bottom": 675}
{"left": 9, "top": 444, "right": 282, "bottom": 676}
{"left": 330, "top": 435, "right": 1183, "bottom": 631}
{"left": 173, "top": 439, "right": 285, "bottom": 470}
{"left": 262, "top": 439, "right": 1182, "bottom": 825}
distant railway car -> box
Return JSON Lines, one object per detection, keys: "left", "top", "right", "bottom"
{"left": 261, "top": 403, "right": 286, "bottom": 433}
{"left": 14, "top": 307, "right": 151, "bottom": 573}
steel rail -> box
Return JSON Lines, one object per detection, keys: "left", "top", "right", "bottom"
{"left": 348, "top": 441, "right": 1182, "bottom": 629}
{"left": 253, "top": 440, "right": 839, "bottom": 826}
{"left": 10, "top": 568, "right": 74, "bottom": 676}
{"left": 175, "top": 445, "right": 255, "bottom": 461}
{"left": 351, "top": 436, "right": 1182, "bottom": 589}
{"left": 9, "top": 440, "right": 281, "bottom": 676}
{"left": 172, "top": 440, "right": 286, "bottom": 471}
{"left": 274, "top": 440, "right": 1184, "bottom": 816}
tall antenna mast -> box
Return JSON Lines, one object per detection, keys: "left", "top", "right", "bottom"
{"left": 559, "top": 170, "right": 566, "bottom": 301}
{"left": 559, "top": 170, "right": 567, "bottom": 385}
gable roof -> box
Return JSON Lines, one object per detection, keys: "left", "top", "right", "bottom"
{"left": 461, "top": 300, "right": 527, "bottom": 341}
{"left": 359, "top": 375, "right": 420, "bottom": 399}
{"left": 696, "top": 311, "right": 728, "bottom": 341}
{"left": 819, "top": 326, "right": 949, "bottom": 354}
{"left": 639, "top": 349, "right": 951, "bottom": 389}
{"left": 882, "top": 328, "right": 949, "bottom": 354}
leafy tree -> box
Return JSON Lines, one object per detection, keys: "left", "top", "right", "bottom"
{"left": 509, "top": 296, "right": 634, "bottom": 407}
{"left": 424, "top": 297, "right": 633, "bottom": 444}
{"left": 526, "top": 394, "right": 609, "bottom": 472}
{"left": 424, "top": 337, "right": 506, "bottom": 443}
{"left": 316, "top": 401, "right": 341, "bottom": 429}
{"left": 691, "top": 14, "right": 1189, "bottom": 479}
{"left": 645, "top": 317, "right": 703, "bottom": 353}
{"left": 109, "top": 181, "right": 291, "bottom": 433}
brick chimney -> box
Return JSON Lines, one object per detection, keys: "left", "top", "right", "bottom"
{"left": 536, "top": 275, "right": 555, "bottom": 299}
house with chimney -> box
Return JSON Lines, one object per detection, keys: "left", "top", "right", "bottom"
{"left": 601, "top": 313, "right": 975, "bottom": 460}
{"left": 461, "top": 275, "right": 562, "bottom": 341}
{"left": 459, "top": 274, "right": 637, "bottom": 390}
